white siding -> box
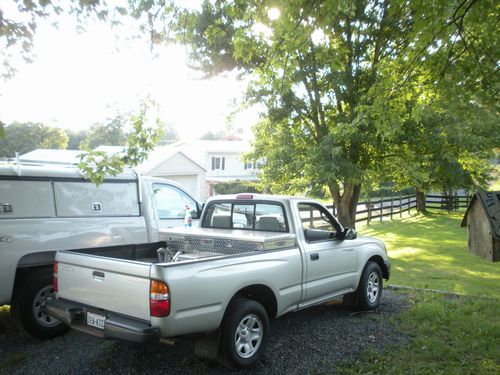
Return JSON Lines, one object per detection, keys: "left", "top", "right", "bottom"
{"left": 206, "top": 152, "right": 258, "bottom": 180}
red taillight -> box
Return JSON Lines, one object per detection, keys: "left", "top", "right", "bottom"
{"left": 53, "top": 262, "right": 58, "bottom": 293}
{"left": 150, "top": 280, "right": 170, "bottom": 317}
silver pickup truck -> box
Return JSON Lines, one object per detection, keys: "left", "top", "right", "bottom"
{"left": 45, "top": 193, "right": 390, "bottom": 368}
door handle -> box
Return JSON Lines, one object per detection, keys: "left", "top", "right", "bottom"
{"left": 342, "top": 248, "right": 354, "bottom": 252}
{"left": 310, "top": 253, "right": 319, "bottom": 261}
{"left": 92, "top": 271, "right": 105, "bottom": 281}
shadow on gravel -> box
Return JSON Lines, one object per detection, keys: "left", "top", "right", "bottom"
{"left": 0, "top": 291, "right": 410, "bottom": 375}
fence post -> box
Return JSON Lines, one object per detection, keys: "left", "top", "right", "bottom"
{"left": 399, "top": 193, "right": 402, "bottom": 218}
{"left": 367, "top": 198, "right": 371, "bottom": 225}
{"left": 408, "top": 196, "right": 411, "bottom": 215}
{"left": 380, "top": 197, "right": 383, "bottom": 222}
{"left": 390, "top": 195, "right": 393, "bottom": 220}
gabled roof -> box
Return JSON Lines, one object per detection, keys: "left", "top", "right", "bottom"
{"left": 461, "top": 190, "right": 500, "bottom": 240}
{"left": 136, "top": 146, "right": 207, "bottom": 174}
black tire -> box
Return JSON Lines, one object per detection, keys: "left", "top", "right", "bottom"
{"left": 218, "top": 298, "right": 269, "bottom": 369}
{"left": 356, "top": 261, "right": 383, "bottom": 310}
{"left": 11, "top": 268, "right": 69, "bottom": 340}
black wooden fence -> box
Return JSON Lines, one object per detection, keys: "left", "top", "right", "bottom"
{"left": 325, "top": 193, "right": 471, "bottom": 225}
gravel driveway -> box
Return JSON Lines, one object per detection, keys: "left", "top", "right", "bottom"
{"left": 0, "top": 291, "right": 409, "bottom": 375}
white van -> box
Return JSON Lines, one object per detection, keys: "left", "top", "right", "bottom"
{"left": 0, "top": 162, "right": 201, "bottom": 339}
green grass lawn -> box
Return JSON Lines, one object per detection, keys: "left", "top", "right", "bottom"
{"left": 338, "top": 292, "right": 500, "bottom": 374}
{"left": 358, "top": 211, "right": 500, "bottom": 298}
{"left": 342, "top": 211, "right": 500, "bottom": 374}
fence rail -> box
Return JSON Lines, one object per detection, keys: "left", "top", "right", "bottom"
{"left": 325, "top": 193, "right": 471, "bottom": 225}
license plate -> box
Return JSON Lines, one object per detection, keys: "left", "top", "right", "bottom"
{"left": 86, "top": 312, "right": 106, "bottom": 330}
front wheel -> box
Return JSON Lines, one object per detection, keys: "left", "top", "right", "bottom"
{"left": 218, "top": 298, "right": 269, "bottom": 369}
{"left": 11, "top": 268, "right": 69, "bottom": 340}
{"left": 357, "top": 261, "right": 383, "bottom": 310}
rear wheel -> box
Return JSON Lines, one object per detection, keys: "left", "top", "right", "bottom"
{"left": 11, "top": 268, "right": 69, "bottom": 340}
{"left": 218, "top": 298, "right": 269, "bottom": 369}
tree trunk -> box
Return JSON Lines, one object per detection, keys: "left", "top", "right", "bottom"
{"left": 328, "top": 181, "right": 361, "bottom": 228}
{"left": 415, "top": 187, "right": 428, "bottom": 213}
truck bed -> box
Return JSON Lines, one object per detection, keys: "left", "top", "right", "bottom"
{"left": 66, "top": 242, "right": 167, "bottom": 263}
{"left": 55, "top": 230, "right": 298, "bottom": 323}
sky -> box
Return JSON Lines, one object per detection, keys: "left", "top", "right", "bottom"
{"left": 0, "top": 2, "right": 260, "bottom": 140}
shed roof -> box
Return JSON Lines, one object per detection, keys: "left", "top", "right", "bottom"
{"left": 461, "top": 190, "right": 500, "bottom": 240}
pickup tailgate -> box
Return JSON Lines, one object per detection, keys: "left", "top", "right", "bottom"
{"left": 56, "top": 250, "right": 152, "bottom": 321}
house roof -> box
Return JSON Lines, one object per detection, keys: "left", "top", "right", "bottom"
{"left": 171, "top": 140, "right": 252, "bottom": 159}
{"left": 461, "top": 190, "right": 500, "bottom": 240}
{"left": 20, "top": 146, "right": 127, "bottom": 165}
{"left": 20, "top": 149, "right": 85, "bottom": 165}
{"left": 94, "top": 145, "right": 127, "bottom": 155}
{"left": 136, "top": 146, "right": 207, "bottom": 174}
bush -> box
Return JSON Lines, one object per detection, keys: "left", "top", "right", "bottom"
{"left": 213, "top": 181, "right": 262, "bottom": 195}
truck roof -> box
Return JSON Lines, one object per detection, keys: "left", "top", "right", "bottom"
{"left": 0, "top": 162, "right": 138, "bottom": 180}
{"left": 206, "top": 193, "right": 318, "bottom": 204}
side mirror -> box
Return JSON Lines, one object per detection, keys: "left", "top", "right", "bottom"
{"left": 344, "top": 228, "right": 357, "bottom": 240}
{"left": 195, "top": 203, "right": 204, "bottom": 219}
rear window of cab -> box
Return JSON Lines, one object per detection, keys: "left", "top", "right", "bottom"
{"left": 201, "top": 201, "right": 288, "bottom": 232}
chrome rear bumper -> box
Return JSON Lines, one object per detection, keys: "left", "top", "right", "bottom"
{"left": 44, "top": 297, "right": 159, "bottom": 344}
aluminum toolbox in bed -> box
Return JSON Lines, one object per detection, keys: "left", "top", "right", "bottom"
{"left": 159, "top": 227, "right": 297, "bottom": 258}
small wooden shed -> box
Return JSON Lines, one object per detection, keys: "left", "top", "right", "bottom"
{"left": 461, "top": 190, "right": 500, "bottom": 262}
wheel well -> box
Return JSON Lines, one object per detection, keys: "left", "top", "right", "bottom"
{"left": 13, "top": 265, "right": 52, "bottom": 300}
{"left": 13, "top": 251, "right": 56, "bottom": 296}
{"left": 232, "top": 284, "right": 277, "bottom": 319}
{"left": 368, "top": 255, "right": 389, "bottom": 280}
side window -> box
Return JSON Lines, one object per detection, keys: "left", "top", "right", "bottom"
{"left": 153, "top": 184, "right": 199, "bottom": 220}
{"left": 298, "top": 203, "right": 338, "bottom": 242}
{"left": 202, "top": 202, "right": 287, "bottom": 232}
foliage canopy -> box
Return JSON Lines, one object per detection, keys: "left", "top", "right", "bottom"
{"left": 163, "top": 0, "right": 498, "bottom": 225}
{"left": 0, "top": 122, "right": 68, "bottom": 158}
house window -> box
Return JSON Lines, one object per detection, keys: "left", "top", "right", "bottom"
{"left": 212, "top": 156, "right": 225, "bottom": 170}
{"left": 244, "top": 162, "right": 255, "bottom": 170}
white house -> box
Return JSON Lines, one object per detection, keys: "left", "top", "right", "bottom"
{"left": 172, "top": 140, "right": 259, "bottom": 197}
{"left": 139, "top": 140, "right": 259, "bottom": 200}
{"left": 136, "top": 147, "right": 207, "bottom": 201}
